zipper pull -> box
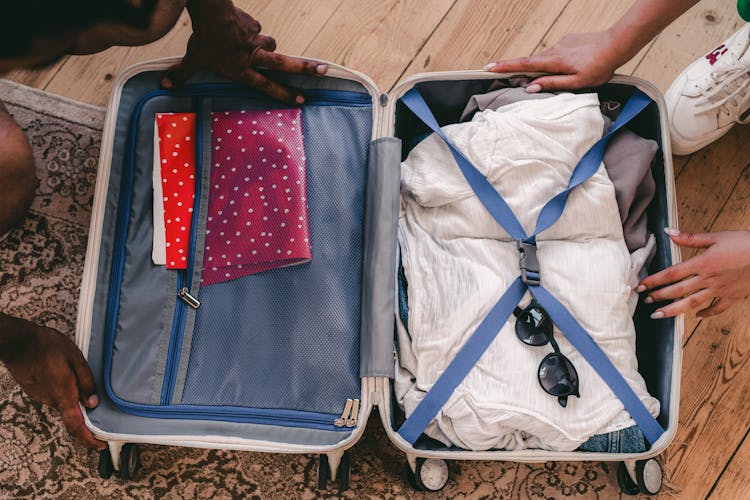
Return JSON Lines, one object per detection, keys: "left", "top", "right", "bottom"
{"left": 178, "top": 287, "right": 201, "bottom": 309}
{"left": 346, "top": 399, "right": 360, "bottom": 427}
{"left": 334, "top": 398, "right": 353, "bottom": 427}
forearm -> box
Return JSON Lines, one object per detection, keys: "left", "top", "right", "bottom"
{"left": 605, "top": 0, "right": 703, "bottom": 67}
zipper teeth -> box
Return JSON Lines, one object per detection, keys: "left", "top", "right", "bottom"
{"left": 106, "top": 385, "right": 350, "bottom": 430}
{"left": 179, "top": 83, "right": 372, "bottom": 106}
{"left": 163, "top": 96, "right": 204, "bottom": 405}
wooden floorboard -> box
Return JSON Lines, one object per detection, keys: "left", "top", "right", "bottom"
{"left": 4, "top": 60, "right": 68, "bottom": 90}
{"left": 302, "top": 0, "right": 455, "bottom": 91}
{"left": 666, "top": 163, "right": 750, "bottom": 497}
{"left": 398, "top": 0, "right": 567, "bottom": 79}
{"left": 708, "top": 429, "right": 750, "bottom": 499}
{"left": 3, "top": 1, "right": 750, "bottom": 497}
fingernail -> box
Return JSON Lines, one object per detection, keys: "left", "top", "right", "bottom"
{"left": 664, "top": 227, "right": 680, "bottom": 237}
{"left": 644, "top": 296, "right": 654, "bottom": 304}
{"left": 295, "top": 95, "right": 305, "bottom": 105}
{"left": 635, "top": 285, "right": 646, "bottom": 293}
{"left": 525, "top": 84, "right": 542, "bottom": 93}
{"left": 650, "top": 311, "right": 665, "bottom": 320}
{"left": 483, "top": 63, "right": 496, "bottom": 71}
{"left": 87, "top": 395, "right": 99, "bottom": 408}
{"left": 316, "top": 64, "right": 327, "bottom": 75}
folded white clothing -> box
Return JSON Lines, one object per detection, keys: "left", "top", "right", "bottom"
{"left": 396, "top": 92, "right": 659, "bottom": 451}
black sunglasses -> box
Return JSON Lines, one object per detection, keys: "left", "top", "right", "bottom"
{"left": 513, "top": 300, "right": 580, "bottom": 407}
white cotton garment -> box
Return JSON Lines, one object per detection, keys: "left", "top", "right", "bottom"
{"left": 396, "top": 92, "right": 660, "bottom": 451}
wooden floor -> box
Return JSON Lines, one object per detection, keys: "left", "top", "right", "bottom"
{"left": 7, "top": 1, "right": 750, "bottom": 498}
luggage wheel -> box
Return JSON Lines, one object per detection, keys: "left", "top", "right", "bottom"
{"left": 316, "top": 450, "right": 351, "bottom": 491}
{"left": 100, "top": 442, "right": 140, "bottom": 481}
{"left": 97, "top": 447, "right": 114, "bottom": 479}
{"left": 405, "top": 455, "right": 449, "bottom": 492}
{"left": 617, "top": 458, "right": 662, "bottom": 496}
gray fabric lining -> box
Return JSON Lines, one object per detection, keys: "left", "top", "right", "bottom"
{"left": 151, "top": 271, "right": 177, "bottom": 404}
{"left": 179, "top": 101, "right": 370, "bottom": 413}
{"left": 360, "top": 138, "right": 401, "bottom": 377}
{"left": 171, "top": 98, "right": 213, "bottom": 404}
{"left": 88, "top": 75, "right": 150, "bottom": 403}
{"left": 109, "top": 94, "right": 193, "bottom": 404}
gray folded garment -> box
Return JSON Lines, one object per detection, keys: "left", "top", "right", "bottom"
{"left": 459, "top": 81, "right": 658, "bottom": 251}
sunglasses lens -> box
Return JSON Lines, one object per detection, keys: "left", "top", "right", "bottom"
{"left": 538, "top": 353, "right": 579, "bottom": 397}
{"left": 515, "top": 305, "right": 552, "bottom": 346}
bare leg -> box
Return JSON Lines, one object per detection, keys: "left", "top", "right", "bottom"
{"left": 0, "top": 102, "right": 36, "bottom": 235}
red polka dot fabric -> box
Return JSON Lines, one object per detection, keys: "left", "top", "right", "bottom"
{"left": 156, "top": 113, "right": 197, "bottom": 269}
{"left": 202, "top": 109, "right": 311, "bottom": 286}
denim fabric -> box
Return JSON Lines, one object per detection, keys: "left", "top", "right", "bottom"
{"left": 577, "top": 425, "right": 646, "bottom": 453}
{"left": 398, "top": 254, "right": 410, "bottom": 333}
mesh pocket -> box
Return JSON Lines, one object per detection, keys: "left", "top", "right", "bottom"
{"left": 180, "top": 103, "right": 372, "bottom": 414}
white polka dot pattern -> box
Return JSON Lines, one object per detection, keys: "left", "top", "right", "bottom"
{"left": 201, "top": 109, "right": 311, "bottom": 285}
{"left": 156, "top": 113, "right": 196, "bottom": 269}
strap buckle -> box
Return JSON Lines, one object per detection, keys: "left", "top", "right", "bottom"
{"left": 517, "top": 240, "right": 540, "bottom": 286}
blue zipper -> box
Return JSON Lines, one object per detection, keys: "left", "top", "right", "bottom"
{"left": 102, "top": 85, "right": 367, "bottom": 428}
{"left": 175, "top": 82, "right": 372, "bottom": 107}
{"left": 161, "top": 96, "right": 204, "bottom": 405}
{"left": 106, "top": 383, "right": 347, "bottom": 431}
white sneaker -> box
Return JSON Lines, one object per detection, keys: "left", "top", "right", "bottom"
{"left": 665, "top": 23, "right": 750, "bottom": 155}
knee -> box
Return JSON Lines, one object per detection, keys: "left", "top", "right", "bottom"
{"left": 0, "top": 104, "right": 36, "bottom": 234}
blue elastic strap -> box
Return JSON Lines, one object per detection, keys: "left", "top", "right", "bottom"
{"left": 397, "top": 277, "right": 527, "bottom": 444}
{"left": 529, "top": 285, "right": 664, "bottom": 445}
{"left": 400, "top": 90, "right": 528, "bottom": 241}
{"left": 397, "top": 88, "right": 664, "bottom": 445}
{"left": 533, "top": 90, "right": 652, "bottom": 236}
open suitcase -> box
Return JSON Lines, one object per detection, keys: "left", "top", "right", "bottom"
{"left": 76, "top": 57, "right": 682, "bottom": 494}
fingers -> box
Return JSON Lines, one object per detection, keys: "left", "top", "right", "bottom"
{"left": 697, "top": 298, "right": 733, "bottom": 318}
{"left": 161, "top": 57, "right": 199, "bottom": 89}
{"left": 68, "top": 348, "right": 98, "bottom": 408}
{"left": 251, "top": 49, "right": 327, "bottom": 77}
{"left": 650, "top": 288, "right": 714, "bottom": 319}
{"left": 644, "top": 275, "right": 704, "bottom": 304}
{"left": 526, "top": 74, "right": 591, "bottom": 92}
{"left": 637, "top": 259, "right": 697, "bottom": 292}
{"left": 240, "top": 67, "right": 303, "bottom": 105}
{"left": 665, "top": 228, "right": 716, "bottom": 249}
{"left": 60, "top": 403, "right": 106, "bottom": 449}
{"left": 255, "top": 34, "right": 276, "bottom": 52}
{"left": 485, "top": 55, "right": 562, "bottom": 74}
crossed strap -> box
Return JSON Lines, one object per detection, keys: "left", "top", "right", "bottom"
{"left": 396, "top": 88, "right": 665, "bottom": 446}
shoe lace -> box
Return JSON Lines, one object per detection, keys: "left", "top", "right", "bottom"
{"left": 695, "top": 64, "right": 750, "bottom": 117}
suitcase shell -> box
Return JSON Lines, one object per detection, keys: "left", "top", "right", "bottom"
{"left": 76, "top": 57, "right": 682, "bottom": 483}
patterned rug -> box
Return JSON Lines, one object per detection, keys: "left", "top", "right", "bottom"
{"left": 0, "top": 79, "right": 642, "bottom": 499}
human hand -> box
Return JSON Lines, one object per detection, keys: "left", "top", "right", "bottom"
{"left": 484, "top": 31, "right": 622, "bottom": 92}
{"left": 0, "top": 315, "right": 105, "bottom": 449}
{"left": 637, "top": 229, "right": 750, "bottom": 318}
{"left": 161, "top": 5, "right": 327, "bottom": 104}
